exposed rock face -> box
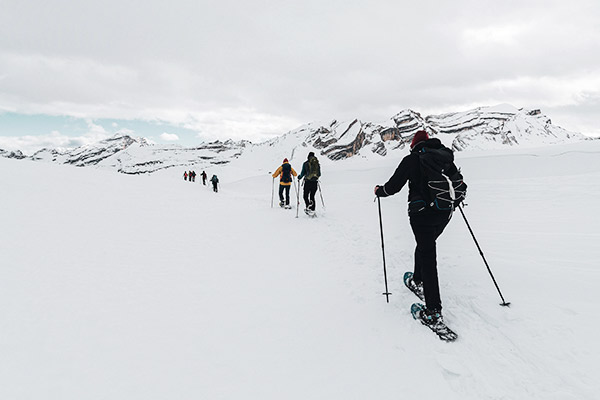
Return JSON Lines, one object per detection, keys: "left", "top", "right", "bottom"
{"left": 31, "top": 135, "right": 147, "bottom": 166}
{"left": 289, "top": 105, "right": 585, "bottom": 160}
{"left": 1, "top": 105, "right": 588, "bottom": 172}
{"left": 423, "top": 105, "right": 565, "bottom": 151}
{"left": 0, "top": 149, "right": 26, "bottom": 159}
{"left": 27, "top": 134, "right": 249, "bottom": 174}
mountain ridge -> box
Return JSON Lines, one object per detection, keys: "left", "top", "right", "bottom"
{"left": 0, "top": 105, "right": 590, "bottom": 174}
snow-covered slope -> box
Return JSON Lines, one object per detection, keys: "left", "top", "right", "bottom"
{"left": 0, "top": 148, "right": 26, "bottom": 159}
{"left": 1, "top": 140, "right": 599, "bottom": 399}
{"left": 2, "top": 105, "right": 589, "bottom": 173}
{"left": 427, "top": 104, "right": 583, "bottom": 150}
{"left": 289, "top": 104, "right": 587, "bottom": 159}
{"left": 30, "top": 134, "right": 151, "bottom": 166}
{"left": 30, "top": 134, "right": 250, "bottom": 174}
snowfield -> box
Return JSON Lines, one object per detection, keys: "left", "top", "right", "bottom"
{"left": 1, "top": 140, "right": 599, "bottom": 399}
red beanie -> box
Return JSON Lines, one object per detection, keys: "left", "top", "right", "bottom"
{"left": 410, "top": 130, "right": 429, "bottom": 149}
{"left": 283, "top": 158, "right": 289, "bottom": 163}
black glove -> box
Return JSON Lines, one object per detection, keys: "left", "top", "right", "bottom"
{"left": 374, "top": 185, "right": 387, "bottom": 197}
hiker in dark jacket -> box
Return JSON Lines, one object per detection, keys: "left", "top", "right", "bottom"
{"left": 297, "top": 152, "right": 321, "bottom": 212}
{"left": 201, "top": 171, "right": 207, "bottom": 185}
{"left": 272, "top": 158, "right": 298, "bottom": 207}
{"left": 374, "top": 130, "right": 455, "bottom": 324}
{"left": 210, "top": 174, "right": 219, "bottom": 192}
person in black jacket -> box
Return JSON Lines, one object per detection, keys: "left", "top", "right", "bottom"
{"left": 374, "top": 130, "right": 454, "bottom": 324}
{"left": 297, "top": 152, "right": 321, "bottom": 213}
{"left": 210, "top": 174, "right": 219, "bottom": 192}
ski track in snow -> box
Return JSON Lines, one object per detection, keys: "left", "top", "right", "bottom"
{"left": 1, "top": 141, "right": 599, "bottom": 399}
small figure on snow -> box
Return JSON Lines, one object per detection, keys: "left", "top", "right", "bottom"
{"left": 210, "top": 174, "right": 219, "bottom": 192}
{"left": 183, "top": 171, "right": 188, "bottom": 181}
{"left": 297, "top": 152, "right": 321, "bottom": 215}
{"left": 374, "top": 130, "right": 460, "bottom": 325}
{"left": 272, "top": 158, "right": 297, "bottom": 208}
{"left": 201, "top": 171, "right": 207, "bottom": 185}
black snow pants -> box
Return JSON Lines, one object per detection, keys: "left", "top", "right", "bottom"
{"left": 409, "top": 210, "right": 452, "bottom": 311}
{"left": 303, "top": 180, "right": 318, "bottom": 210}
{"left": 278, "top": 185, "right": 291, "bottom": 205}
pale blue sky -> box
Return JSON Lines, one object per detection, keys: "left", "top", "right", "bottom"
{"left": 0, "top": 112, "right": 206, "bottom": 152}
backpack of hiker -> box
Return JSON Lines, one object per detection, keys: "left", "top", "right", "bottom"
{"left": 305, "top": 154, "right": 320, "bottom": 181}
{"left": 416, "top": 142, "right": 467, "bottom": 212}
{"left": 281, "top": 162, "right": 292, "bottom": 183}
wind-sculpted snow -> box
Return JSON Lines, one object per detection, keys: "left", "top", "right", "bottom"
{"left": 2, "top": 105, "right": 589, "bottom": 173}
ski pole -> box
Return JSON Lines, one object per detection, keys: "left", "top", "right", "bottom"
{"left": 271, "top": 177, "right": 274, "bottom": 208}
{"left": 301, "top": 179, "right": 305, "bottom": 213}
{"left": 458, "top": 204, "right": 510, "bottom": 307}
{"left": 376, "top": 196, "right": 392, "bottom": 303}
{"left": 317, "top": 181, "right": 326, "bottom": 209}
{"left": 293, "top": 177, "right": 300, "bottom": 218}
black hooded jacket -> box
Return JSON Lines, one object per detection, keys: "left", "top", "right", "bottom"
{"left": 375, "top": 138, "right": 453, "bottom": 206}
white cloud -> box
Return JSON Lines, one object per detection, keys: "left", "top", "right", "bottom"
{"left": 0, "top": 120, "right": 116, "bottom": 154}
{"left": 0, "top": 0, "right": 598, "bottom": 140}
{"left": 462, "top": 24, "right": 530, "bottom": 46}
{"left": 160, "top": 132, "right": 180, "bottom": 141}
{"left": 116, "top": 128, "right": 135, "bottom": 136}
{"left": 0, "top": 130, "right": 107, "bottom": 155}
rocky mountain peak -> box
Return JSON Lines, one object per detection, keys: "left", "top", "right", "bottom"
{"left": 1, "top": 104, "right": 590, "bottom": 173}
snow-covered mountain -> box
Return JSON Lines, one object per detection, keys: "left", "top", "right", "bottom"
{"left": 0, "top": 149, "right": 26, "bottom": 159}
{"left": 29, "top": 134, "right": 250, "bottom": 174}
{"left": 289, "top": 104, "right": 586, "bottom": 159}
{"left": 2, "top": 105, "right": 589, "bottom": 173}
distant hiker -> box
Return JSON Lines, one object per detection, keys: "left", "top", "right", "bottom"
{"left": 201, "top": 171, "right": 207, "bottom": 185}
{"left": 374, "top": 130, "right": 464, "bottom": 325}
{"left": 210, "top": 174, "right": 219, "bottom": 192}
{"left": 184, "top": 171, "right": 188, "bottom": 181}
{"left": 272, "top": 158, "right": 298, "bottom": 208}
{"left": 297, "top": 152, "right": 321, "bottom": 214}
{"left": 191, "top": 171, "right": 196, "bottom": 182}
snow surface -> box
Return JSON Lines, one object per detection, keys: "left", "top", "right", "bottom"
{"left": 1, "top": 141, "right": 599, "bottom": 399}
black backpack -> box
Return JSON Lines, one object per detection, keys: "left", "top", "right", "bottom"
{"left": 417, "top": 146, "right": 467, "bottom": 211}
{"left": 281, "top": 163, "right": 292, "bottom": 183}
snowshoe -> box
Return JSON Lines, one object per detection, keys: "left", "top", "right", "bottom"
{"left": 304, "top": 208, "right": 316, "bottom": 218}
{"left": 403, "top": 272, "right": 425, "bottom": 302}
{"left": 411, "top": 303, "right": 458, "bottom": 342}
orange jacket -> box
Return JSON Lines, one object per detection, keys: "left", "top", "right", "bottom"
{"left": 272, "top": 162, "right": 297, "bottom": 186}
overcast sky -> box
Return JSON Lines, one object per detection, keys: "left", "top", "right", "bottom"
{"left": 1, "top": 0, "right": 599, "bottom": 153}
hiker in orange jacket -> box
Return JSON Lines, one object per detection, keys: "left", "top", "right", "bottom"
{"left": 272, "top": 158, "right": 297, "bottom": 208}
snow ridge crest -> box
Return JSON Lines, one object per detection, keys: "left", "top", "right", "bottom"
{"left": 1, "top": 105, "right": 590, "bottom": 173}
